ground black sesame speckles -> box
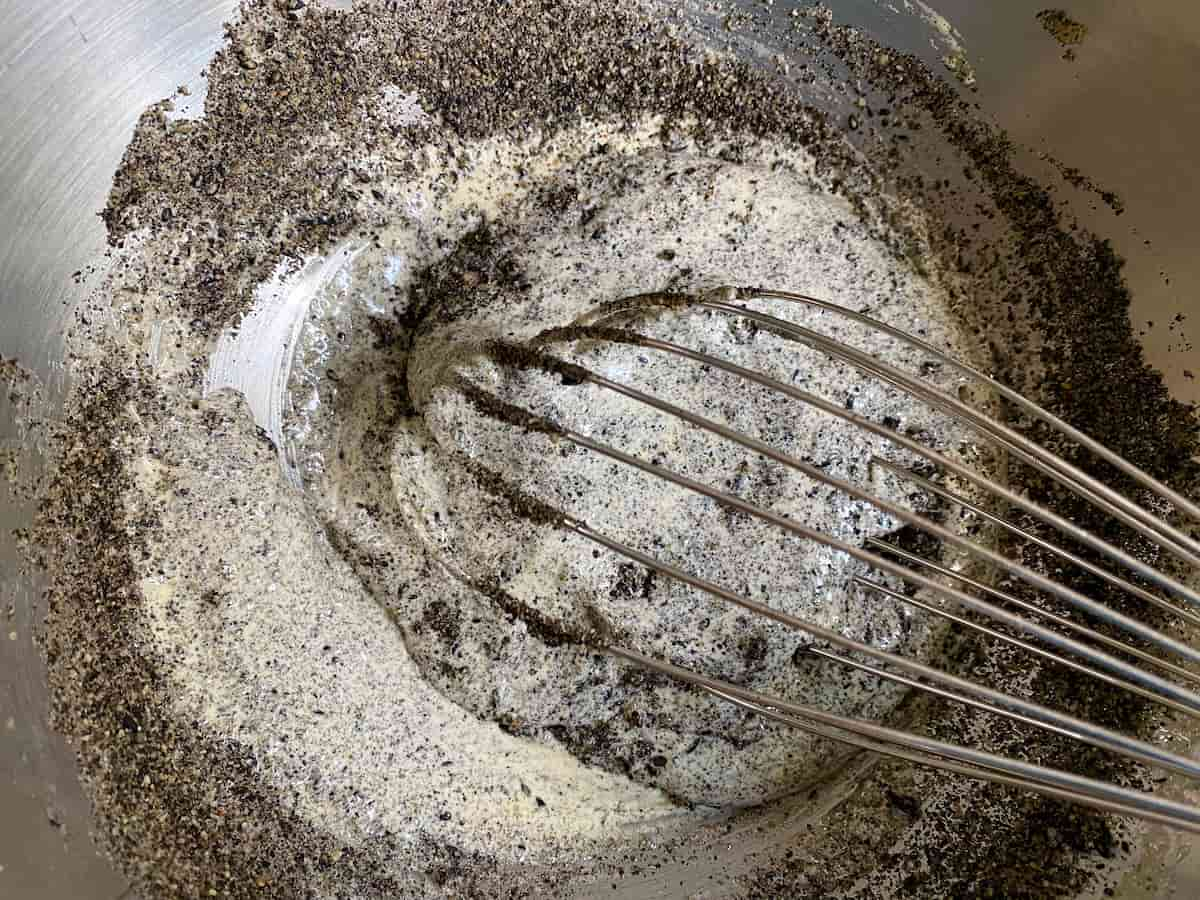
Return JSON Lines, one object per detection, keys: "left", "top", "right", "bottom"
{"left": 1037, "top": 9, "right": 1089, "bottom": 61}
{"left": 29, "top": 1, "right": 1200, "bottom": 898}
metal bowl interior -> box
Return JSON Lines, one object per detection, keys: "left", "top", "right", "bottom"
{"left": 2, "top": 1, "right": 1199, "bottom": 896}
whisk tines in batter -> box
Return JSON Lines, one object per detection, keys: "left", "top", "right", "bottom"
{"left": 437, "top": 284, "right": 1200, "bottom": 831}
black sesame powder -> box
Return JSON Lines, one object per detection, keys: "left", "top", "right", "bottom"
{"left": 28, "top": 2, "right": 1200, "bottom": 898}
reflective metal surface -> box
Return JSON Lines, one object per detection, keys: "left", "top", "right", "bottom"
{"left": 2, "top": 5, "right": 234, "bottom": 894}
{"left": 2, "top": 1, "right": 1198, "bottom": 896}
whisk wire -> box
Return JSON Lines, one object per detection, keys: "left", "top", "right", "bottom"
{"left": 863, "top": 537, "right": 1200, "bottom": 686}
{"left": 702, "top": 683, "right": 1200, "bottom": 834}
{"left": 556, "top": 322, "right": 1200, "bottom": 616}
{"left": 606, "top": 648, "right": 1200, "bottom": 834}
{"left": 576, "top": 363, "right": 1200, "bottom": 669}
{"left": 563, "top": 519, "right": 1200, "bottom": 781}
{"left": 449, "top": 284, "right": 1200, "bottom": 832}
{"left": 869, "top": 456, "right": 1200, "bottom": 630}
{"left": 702, "top": 297, "right": 1200, "bottom": 574}
{"left": 853, "top": 576, "right": 1198, "bottom": 717}
{"left": 747, "top": 287, "right": 1200, "bottom": 528}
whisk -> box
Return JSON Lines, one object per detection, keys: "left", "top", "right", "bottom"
{"left": 447, "top": 285, "right": 1200, "bottom": 832}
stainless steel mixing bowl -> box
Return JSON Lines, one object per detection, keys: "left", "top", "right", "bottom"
{"left": 3, "top": 1, "right": 1198, "bottom": 896}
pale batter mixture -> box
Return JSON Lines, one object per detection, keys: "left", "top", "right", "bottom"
{"left": 30, "top": 2, "right": 1189, "bottom": 897}
{"left": 122, "top": 117, "right": 982, "bottom": 854}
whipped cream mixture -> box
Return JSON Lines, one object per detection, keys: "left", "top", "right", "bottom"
{"left": 117, "top": 118, "right": 984, "bottom": 858}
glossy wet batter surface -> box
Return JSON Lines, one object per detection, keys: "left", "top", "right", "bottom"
{"left": 26, "top": 1, "right": 1200, "bottom": 897}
